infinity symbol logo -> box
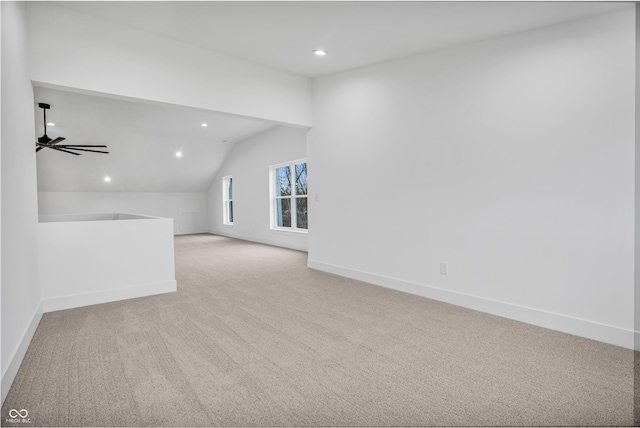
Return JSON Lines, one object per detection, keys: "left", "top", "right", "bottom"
{"left": 9, "top": 409, "right": 28, "bottom": 418}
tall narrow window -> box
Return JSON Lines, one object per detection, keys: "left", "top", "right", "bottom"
{"left": 222, "top": 175, "right": 233, "bottom": 225}
{"left": 270, "top": 160, "right": 307, "bottom": 232}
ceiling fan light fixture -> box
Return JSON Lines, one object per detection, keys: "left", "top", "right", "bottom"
{"left": 35, "top": 103, "right": 108, "bottom": 155}
{"left": 313, "top": 49, "right": 327, "bottom": 56}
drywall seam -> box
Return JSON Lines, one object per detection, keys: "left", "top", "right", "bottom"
{"left": 308, "top": 259, "right": 635, "bottom": 350}
{"left": 42, "top": 280, "right": 177, "bottom": 313}
{"left": 1, "top": 301, "right": 43, "bottom": 404}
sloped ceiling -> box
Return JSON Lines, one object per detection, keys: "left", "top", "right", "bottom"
{"left": 33, "top": 1, "right": 630, "bottom": 193}
{"left": 57, "top": 1, "right": 627, "bottom": 78}
{"left": 35, "top": 87, "right": 276, "bottom": 192}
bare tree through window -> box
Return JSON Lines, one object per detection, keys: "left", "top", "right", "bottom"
{"left": 273, "top": 161, "right": 307, "bottom": 230}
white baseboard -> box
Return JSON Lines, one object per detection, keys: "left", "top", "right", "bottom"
{"left": 2, "top": 301, "right": 44, "bottom": 404}
{"left": 209, "top": 229, "right": 308, "bottom": 252}
{"left": 307, "top": 259, "right": 635, "bottom": 350}
{"left": 174, "top": 230, "right": 208, "bottom": 236}
{"left": 43, "top": 280, "right": 177, "bottom": 313}
{"left": 3, "top": 281, "right": 176, "bottom": 403}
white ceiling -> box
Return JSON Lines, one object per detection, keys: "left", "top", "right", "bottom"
{"left": 35, "top": 1, "right": 629, "bottom": 193}
{"left": 34, "top": 87, "right": 276, "bottom": 192}
{"left": 57, "top": 1, "right": 628, "bottom": 78}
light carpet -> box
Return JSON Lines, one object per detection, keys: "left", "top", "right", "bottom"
{"left": 1, "top": 233, "right": 634, "bottom": 426}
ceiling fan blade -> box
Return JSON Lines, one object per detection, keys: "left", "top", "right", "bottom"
{"left": 50, "top": 146, "right": 81, "bottom": 156}
{"left": 56, "top": 147, "right": 109, "bottom": 154}
{"left": 36, "top": 137, "right": 66, "bottom": 153}
{"left": 57, "top": 144, "right": 108, "bottom": 148}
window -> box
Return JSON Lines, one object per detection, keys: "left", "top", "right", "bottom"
{"left": 270, "top": 160, "right": 307, "bottom": 232}
{"left": 222, "top": 175, "right": 233, "bottom": 225}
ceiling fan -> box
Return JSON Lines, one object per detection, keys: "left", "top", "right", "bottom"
{"left": 35, "top": 103, "right": 109, "bottom": 155}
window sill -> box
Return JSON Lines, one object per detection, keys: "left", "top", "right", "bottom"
{"left": 222, "top": 223, "right": 234, "bottom": 228}
{"left": 270, "top": 227, "right": 308, "bottom": 235}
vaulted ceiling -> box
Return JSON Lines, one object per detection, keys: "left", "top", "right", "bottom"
{"left": 34, "top": 87, "right": 275, "bottom": 192}
{"left": 58, "top": 1, "right": 626, "bottom": 78}
{"left": 33, "top": 1, "right": 629, "bottom": 193}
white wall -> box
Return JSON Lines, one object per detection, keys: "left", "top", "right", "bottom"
{"left": 635, "top": 5, "right": 640, "bottom": 352}
{"left": 38, "top": 192, "right": 208, "bottom": 235}
{"left": 209, "top": 126, "right": 308, "bottom": 251}
{"left": 39, "top": 215, "right": 176, "bottom": 312}
{"left": 26, "top": 2, "right": 312, "bottom": 128}
{"left": 1, "top": 2, "right": 43, "bottom": 402}
{"left": 308, "top": 9, "right": 635, "bottom": 348}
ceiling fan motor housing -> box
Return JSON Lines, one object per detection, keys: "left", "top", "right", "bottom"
{"left": 35, "top": 102, "right": 109, "bottom": 155}
{"left": 38, "top": 135, "right": 52, "bottom": 144}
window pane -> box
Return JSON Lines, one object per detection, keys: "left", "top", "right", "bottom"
{"left": 228, "top": 177, "right": 233, "bottom": 199}
{"left": 228, "top": 201, "right": 233, "bottom": 223}
{"left": 295, "top": 197, "right": 308, "bottom": 229}
{"left": 275, "top": 166, "right": 291, "bottom": 197}
{"left": 275, "top": 198, "right": 291, "bottom": 227}
{"left": 295, "top": 163, "right": 307, "bottom": 196}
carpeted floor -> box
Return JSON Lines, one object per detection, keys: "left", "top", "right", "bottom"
{"left": 1, "top": 233, "right": 634, "bottom": 426}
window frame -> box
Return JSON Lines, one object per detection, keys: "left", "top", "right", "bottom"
{"left": 269, "top": 159, "right": 308, "bottom": 233}
{"left": 222, "top": 175, "right": 233, "bottom": 226}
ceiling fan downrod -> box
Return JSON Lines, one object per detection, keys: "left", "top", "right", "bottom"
{"left": 37, "top": 103, "right": 52, "bottom": 145}
{"left": 35, "top": 102, "right": 109, "bottom": 155}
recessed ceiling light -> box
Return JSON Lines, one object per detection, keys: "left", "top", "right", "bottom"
{"left": 201, "top": 123, "right": 208, "bottom": 127}
{"left": 46, "top": 122, "right": 55, "bottom": 127}
{"left": 104, "top": 176, "right": 111, "bottom": 182}
{"left": 313, "top": 49, "right": 328, "bottom": 56}
{"left": 176, "top": 151, "right": 183, "bottom": 158}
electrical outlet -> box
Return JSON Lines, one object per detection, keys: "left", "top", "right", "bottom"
{"left": 440, "top": 262, "right": 448, "bottom": 275}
